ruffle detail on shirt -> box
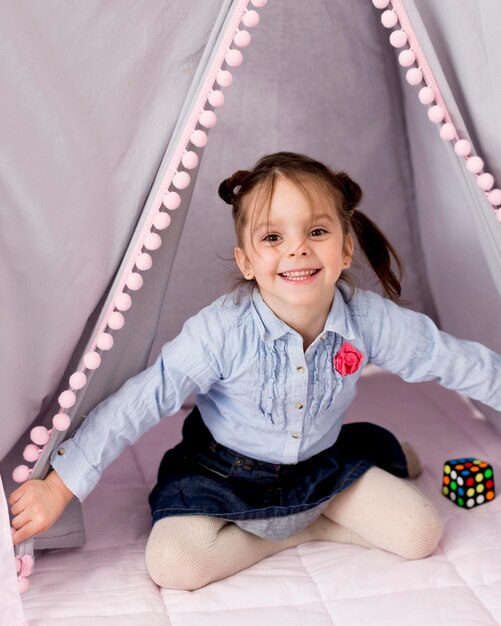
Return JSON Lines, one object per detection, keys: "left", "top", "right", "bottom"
{"left": 307, "top": 335, "right": 344, "bottom": 424}
{"left": 255, "top": 340, "right": 288, "bottom": 429}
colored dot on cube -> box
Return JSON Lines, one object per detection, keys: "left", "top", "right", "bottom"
{"left": 442, "top": 458, "right": 495, "bottom": 509}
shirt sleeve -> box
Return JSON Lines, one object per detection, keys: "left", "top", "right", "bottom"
{"left": 360, "top": 291, "right": 501, "bottom": 411}
{"left": 50, "top": 307, "right": 225, "bottom": 501}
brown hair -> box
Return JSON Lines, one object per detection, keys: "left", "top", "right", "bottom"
{"left": 218, "top": 151, "right": 403, "bottom": 302}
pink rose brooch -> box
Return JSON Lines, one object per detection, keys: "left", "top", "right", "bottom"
{"left": 333, "top": 342, "right": 364, "bottom": 376}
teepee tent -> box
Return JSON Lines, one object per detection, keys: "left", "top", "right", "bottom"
{"left": 1, "top": 1, "right": 500, "bottom": 623}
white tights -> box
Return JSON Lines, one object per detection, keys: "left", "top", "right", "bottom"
{"left": 145, "top": 466, "right": 443, "bottom": 590}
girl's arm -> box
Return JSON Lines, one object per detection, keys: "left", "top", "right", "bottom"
{"left": 9, "top": 307, "right": 226, "bottom": 542}
{"left": 360, "top": 290, "right": 501, "bottom": 411}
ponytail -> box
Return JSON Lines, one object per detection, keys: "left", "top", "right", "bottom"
{"left": 349, "top": 209, "right": 403, "bottom": 302}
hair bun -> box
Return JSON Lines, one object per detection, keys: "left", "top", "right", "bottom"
{"left": 218, "top": 170, "right": 250, "bottom": 205}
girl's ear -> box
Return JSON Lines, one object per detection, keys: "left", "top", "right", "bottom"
{"left": 343, "top": 233, "right": 354, "bottom": 268}
{"left": 234, "top": 246, "right": 255, "bottom": 280}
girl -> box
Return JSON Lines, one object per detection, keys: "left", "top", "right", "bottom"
{"left": 10, "top": 152, "right": 501, "bottom": 591}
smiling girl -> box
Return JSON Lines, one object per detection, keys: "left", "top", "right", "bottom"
{"left": 10, "top": 152, "right": 501, "bottom": 590}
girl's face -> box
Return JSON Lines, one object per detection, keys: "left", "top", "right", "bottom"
{"left": 234, "top": 175, "right": 353, "bottom": 326}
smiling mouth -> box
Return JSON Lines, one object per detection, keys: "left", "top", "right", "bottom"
{"left": 279, "top": 269, "right": 320, "bottom": 281}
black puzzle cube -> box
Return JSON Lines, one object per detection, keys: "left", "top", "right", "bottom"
{"left": 442, "top": 458, "right": 495, "bottom": 509}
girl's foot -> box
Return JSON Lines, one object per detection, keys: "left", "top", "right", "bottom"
{"left": 401, "top": 441, "right": 422, "bottom": 479}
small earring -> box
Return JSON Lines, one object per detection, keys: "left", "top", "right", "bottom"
{"left": 244, "top": 270, "right": 254, "bottom": 279}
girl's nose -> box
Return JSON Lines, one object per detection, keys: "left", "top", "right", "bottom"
{"left": 289, "top": 238, "right": 310, "bottom": 256}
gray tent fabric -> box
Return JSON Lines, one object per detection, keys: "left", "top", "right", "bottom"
{"left": 0, "top": 0, "right": 500, "bottom": 560}
{"left": 398, "top": 0, "right": 501, "bottom": 425}
{"left": 0, "top": 0, "right": 236, "bottom": 551}
{"left": 0, "top": 0, "right": 230, "bottom": 463}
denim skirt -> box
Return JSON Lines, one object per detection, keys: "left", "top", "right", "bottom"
{"left": 149, "top": 407, "right": 409, "bottom": 540}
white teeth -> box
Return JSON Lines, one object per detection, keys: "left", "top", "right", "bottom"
{"left": 281, "top": 269, "right": 317, "bottom": 280}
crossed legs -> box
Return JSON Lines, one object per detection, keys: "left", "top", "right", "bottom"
{"left": 145, "top": 466, "right": 443, "bottom": 590}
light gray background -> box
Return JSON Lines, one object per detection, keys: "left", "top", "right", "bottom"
{"left": 1, "top": 0, "right": 500, "bottom": 470}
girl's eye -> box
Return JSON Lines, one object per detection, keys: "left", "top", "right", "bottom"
{"left": 310, "top": 228, "right": 328, "bottom": 237}
{"left": 263, "top": 233, "right": 281, "bottom": 242}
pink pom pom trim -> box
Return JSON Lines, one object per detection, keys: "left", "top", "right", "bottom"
{"left": 389, "top": 30, "right": 408, "bottom": 48}
{"left": 96, "top": 333, "right": 114, "bottom": 350}
{"left": 378, "top": 0, "right": 500, "bottom": 223}
{"left": 487, "top": 189, "right": 501, "bottom": 206}
{"left": 427, "top": 105, "right": 444, "bottom": 123}
{"left": 466, "top": 156, "right": 483, "bottom": 174}
{"left": 242, "top": 10, "right": 260, "bottom": 28}
{"left": 190, "top": 130, "right": 208, "bottom": 148}
{"left": 58, "top": 390, "right": 76, "bottom": 409}
{"left": 234, "top": 30, "right": 251, "bottom": 48}
{"left": 477, "top": 173, "right": 494, "bottom": 191}
{"left": 16, "top": 555, "right": 34, "bottom": 593}
{"left": 216, "top": 70, "right": 233, "bottom": 87}
{"left": 250, "top": 0, "right": 268, "bottom": 7}
{"left": 30, "top": 426, "right": 50, "bottom": 446}
{"left": 84, "top": 351, "right": 101, "bottom": 370}
{"left": 418, "top": 86, "right": 434, "bottom": 105}
{"left": 153, "top": 212, "right": 172, "bottom": 230}
{"left": 454, "top": 140, "right": 471, "bottom": 157}
{"left": 69, "top": 371, "right": 87, "bottom": 390}
{"left": 172, "top": 171, "right": 191, "bottom": 189}
{"left": 23, "top": 444, "right": 41, "bottom": 463}
{"left": 398, "top": 50, "right": 416, "bottom": 67}
{"left": 181, "top": 151, "right": 199, "bottom": 170}
{"left": 126, "top": 272, "right": 144, "bottom": 291}
{"left": 108, "top": 312, "right": 125, "bottom": 330}
{"left": 144, "top": 232, "right": 162, "bottom": 251}
{"left": 208, "top": 90, "right": 225, "bottom": 108}
{"left": 226, "top": 49, "right": 243, "bottom": 67}
{"left": 163, "top": 191, "right": 182, "bottom": 210}
{"left": 13, "top": 465, "right": 31, "bottom": 483}
{"left": 52, "top": 413, "right": 71, "bottom": 431}
{"left": 381, "top": 10, "right": 398, "bottom": 28}
{"left": 115, "top": 292, "right": 132, "bottom": 311}
{"left": 136, "top": 252, "right": 153, "bottom": 271}
{"left": 439, "top": 123, "right": 456, "bottom": 141}
{"left": 406, "top": 68, "right": 423, "bottom": 85}
{"left": 199, "top": 110, "right": 217, "bottom": 129}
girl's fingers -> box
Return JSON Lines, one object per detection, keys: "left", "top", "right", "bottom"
{"left": 8, "top": 485, "right": 25, "bottom": 506}
{"left": 11, "top": 508, "right": 48, "bottom": 545}
{"left": 10, "top": 496, "right": 26, "bottom": 517}
{"left": 11, "top": 509, "right": 29, "bottom": 531}
{"left": 11, "top": 520, "right": 38, "bottom": 546}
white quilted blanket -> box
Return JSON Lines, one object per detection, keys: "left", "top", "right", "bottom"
{"left": 6, "top": 368, "right": 501, "bottom": 625}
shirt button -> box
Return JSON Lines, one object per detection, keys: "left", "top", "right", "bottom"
{"left": 57, "top": 448, "right": 65, "bottom": 456}
{"left": 291, "top": 432, "right": 301, "bottom": 439}
{"left": 295, "top": 402, "right": 304, "bottom": 410}
{"left": 321, "top": 334, "right": 327, "bottom": 342}
{"left": 296, "top": 366, "right": 305, "bottom": 373}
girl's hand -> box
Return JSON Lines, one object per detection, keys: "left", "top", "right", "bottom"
{"left": 9, "top": 470, "right": 74, "bottom": 546}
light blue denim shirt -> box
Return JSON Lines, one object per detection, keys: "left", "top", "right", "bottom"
{"left": 51, "top": 286, "right": 501, "bottom": 501}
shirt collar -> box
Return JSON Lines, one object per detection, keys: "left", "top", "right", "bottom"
{"left": 250, "top": 286, "right": 356, "bottom": 342}
{"left": 323, "top": 286, "right": 356, "bottom": 341}
{"left": 251, "top": 288, "right": 291, "bottom": 341}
